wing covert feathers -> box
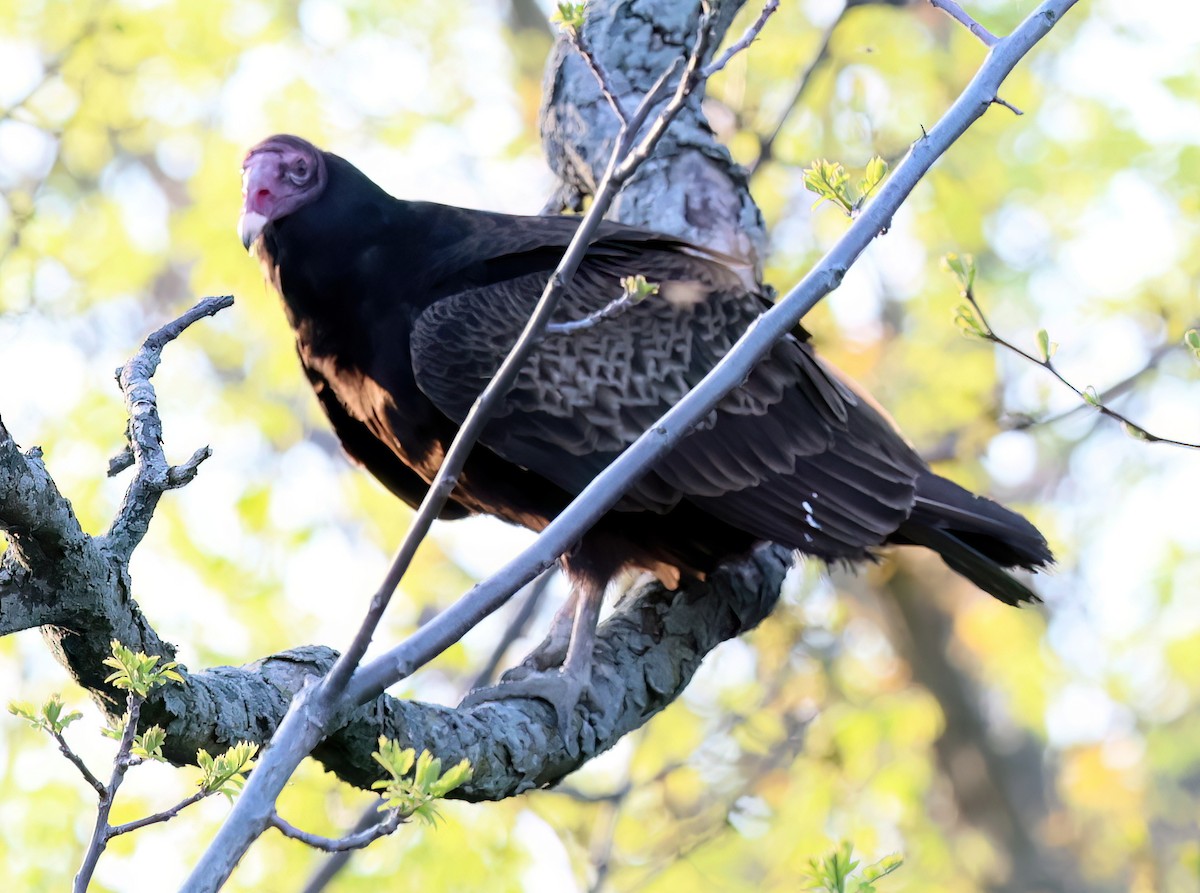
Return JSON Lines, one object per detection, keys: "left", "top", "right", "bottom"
{"left": 270, "top": 165, "right": 1051, "bottom": 604}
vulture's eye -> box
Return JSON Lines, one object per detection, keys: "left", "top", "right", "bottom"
{"left": 287, "top": 160, "right": 310, "bottom": 186}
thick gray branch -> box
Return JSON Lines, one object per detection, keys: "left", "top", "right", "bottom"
{"left": 0, "top": 292, "right": 788, "bottom": 800}
{"left": 0, "top": 421, "right": 170, "bottom": 707}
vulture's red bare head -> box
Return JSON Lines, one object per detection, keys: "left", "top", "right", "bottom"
{"left": 239, "top": 134, "right": 327, "bottom": 250}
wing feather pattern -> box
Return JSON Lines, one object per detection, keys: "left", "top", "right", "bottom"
{"left": 409, "top": 232, "right": 926, "bottom": 557}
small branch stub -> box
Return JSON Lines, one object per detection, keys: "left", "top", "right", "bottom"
{"left": 104, "top": 295, "right": 233, "bottom": 560}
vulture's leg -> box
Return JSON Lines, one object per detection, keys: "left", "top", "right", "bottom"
{"left": 524, "top": 585, "right": 580, "bottom": 671}
{"left": 460, "top": 545, "right": 617, "bottom": 747}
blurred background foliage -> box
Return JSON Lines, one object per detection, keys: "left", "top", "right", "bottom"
{"left": 1, "top": 0, "right": 1198, "bottom": 890}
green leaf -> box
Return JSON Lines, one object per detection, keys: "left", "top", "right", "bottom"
{"left": 197, "top": 741, "right": 257, "bottom": 799}
{"left": 803, "top": 159, "right": 854, "bottom": 215}
{"left": 102, "top": 640, "right": 185, "bottom": 699}
{"left": 620, "top": 274, "right": 659, "bottom": 302}
{"left": 1185, "top": 328, "right": 1200, "bottom": 360}
{"left": 860, "top": 853, "right": 904, "bottom": 884}
{"left": 803, "top": 843, "right": 902, "bottom": 893}
{"left": 429, "top": 758, "right": 473, "bottom": 797}
{"left": 8, "top": 695, "right": 83, "bottom": 735}
{"left": 1035, "top": 328, "right": 1057, "bottom": 362}
{"left": 856, "top": 156, "right": 889, "bottom": 203}
{"left": 954, "top": 303, "right": 987, "bottom": 339}
{"left": 370, "top": 741, "right": 473, "bottom": 825}
{"left": 1083, "top": 385, "right": 1101, "bottom": 407}
{"left": 8, "top": 702, "right": 38, "bottom": 726}
{"left": 133, "top": 725, "right": 168, "bottom": 761}
{"left": 373, "top": 737, "right": 416, "bottom": 780}
{"left": 552, "top": 2, "right": 586, "bottom": 33}
{"left": 413, "top": 749, "right": 441, "bottom": 792}
{"left": 941, "top": 253, "right": 976, "bottom": 294}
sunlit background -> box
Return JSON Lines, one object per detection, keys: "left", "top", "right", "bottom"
{"left": 2, "top": 0, "right": 1199, "bottom": 890}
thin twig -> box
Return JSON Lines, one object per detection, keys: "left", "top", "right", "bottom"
{"left": 546, "top": 285, "right": 651, "bottom": 334}
{"left": 587, "top": 799, "right": 624, "bottom": 893}
{"left": 301, "top": 568, "right": 557, "bottom": 893}
{"left": 470, "top": 569, "right": 556, "bottom": 690}
{"left": 109, "top": 790, "right": 208, "bottom": 837}
{"left": 269, "top": 808, "right": 403, "bottom": 852}
{"left": 619, "top": 679, "right": 805, "bottom": 892}
{"left": 52, "top": 730, "right": 108, "bottom": 798}
{"left": 1006, "top": 334, "right": 1186, "bottom": 431}
{"left": 74, "top": 694, "right": 142, "bottom": 893}
{"left": 703, "top": 0, "right": 780, "bottom": 78}
{"left": 992, "top": 95, "right": 1024, "bottom": 115}
{"left": 298, "top": 806, "right": 394, "bottom": 893}
{"left": 750, "top": 2, "right": 849, "bottom": 176}
{"left": 961, "top": 288, "right": 1200, "bottom": 450}
{"left": 929, "top": 0, "right": 999, "bottom": 47}
{"left": 571, "top": 33, "right": 630, "bottom": 125}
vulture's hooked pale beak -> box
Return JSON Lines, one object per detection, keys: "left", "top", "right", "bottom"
{"left": 238, "top": 154, "right": 276, "bottom": 251}
{"left": 239, "top": 209, "right": 268, "bottom": 251}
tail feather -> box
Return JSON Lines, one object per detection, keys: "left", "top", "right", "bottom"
{"left": 893, "top": 472, "right": 1053, "bottom": 605}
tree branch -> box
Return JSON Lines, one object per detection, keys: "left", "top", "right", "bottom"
{"left": 541, "top": 0, "right": 768, "bottom": 268}
{"left": 269, "top": 807, "right": 403, "bottom": 852}
{"left": 74, "top": 694, "right": 143, "bottom": 893}
{"left": 929, "top": 0, "right": 999, "bottom": 47}
{"left": 51, "top": 728, "right": 109, "bottom": 799}
{"left": 104, "top": 295, "right": 231, "bottom": 561}
{"left": 958, "top": 279, "right": 1200, "bottom": 449}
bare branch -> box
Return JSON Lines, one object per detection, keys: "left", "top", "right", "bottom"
{"left": 298, "top": 807, "right": 394, "bottom": 893}
{"left": 104, "top": 295, "right": 234, "bottom": 561}
{"left": 108, "top": 790, "right": 208, "bottom": 837}
{"left": 51, "top": 730, "right": 108, "bottom": 799}
{"left": 469, "top": 569, "right": 556, "bottom": 690}
{"left": 929, "top": 0, "right": 999, "bottom": 47}
{"left": 992, "top": 95, "right": 1024, "bottom": 115}
{"left": 74, "top": 695, "right": 143, "bottom": 893}
{"left": 960, "top": 285, "right": 1200, "bottom": 450}
{"left": 568, "top": 32, "right": 629, "bottom": 125}
{"left": 1006, "top": 332, "right": 1191, "bottom": 432}
{"left": 546, "top": 278, "right": 656, "bottom": 334}
{"left": 269, "top": 807, "right": 403, "bottom": 853}
{"left": 703, "top": 0, "right": 780, "bottom": 78}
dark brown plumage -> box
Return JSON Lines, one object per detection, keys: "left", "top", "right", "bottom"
{"left": 240, "top": 134, "right": 1051, "bottom": 720}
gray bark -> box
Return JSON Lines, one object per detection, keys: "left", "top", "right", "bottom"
{"left": 1, "top": 396, "right": 788, "bottom": 792}
{"left": 540, "top": 0, "right": 766, "bottom": 271}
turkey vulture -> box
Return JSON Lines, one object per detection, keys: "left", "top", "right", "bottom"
{"left": 240, "top": 134, "right": 1051, "bottom": 722}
